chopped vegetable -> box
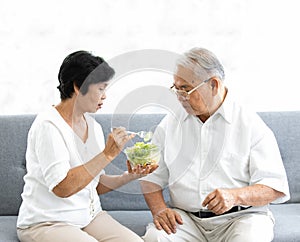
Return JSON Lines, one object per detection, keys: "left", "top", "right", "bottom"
{"left": 143, "top": 131, "right": 153, "bottom": 142}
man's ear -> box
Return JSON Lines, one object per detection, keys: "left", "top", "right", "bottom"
{"left": 210, "top": 78, "right": 219, "bottom": 96}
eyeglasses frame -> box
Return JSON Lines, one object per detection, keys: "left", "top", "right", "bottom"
{"left": 170, "top": 77, "right": 211, "bottom": 99}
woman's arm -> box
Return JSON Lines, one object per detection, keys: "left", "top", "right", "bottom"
{"left": 52, "top": 128, "right": 132, "bottom": 198}
{"left": 52, "top": 152, "right": 109, "bottom": 197}
{"left": 97, "top": 161, "right": 158, "bottom": 194}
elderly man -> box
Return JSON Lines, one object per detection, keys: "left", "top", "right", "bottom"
{"left": 140, "top": 47, "right": 290, "bottom": 242}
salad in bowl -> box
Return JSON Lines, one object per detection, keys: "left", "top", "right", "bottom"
{"left": 124, "top": 142, "right": 160, "bottom": 167}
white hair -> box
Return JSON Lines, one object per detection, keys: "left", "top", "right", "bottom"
{"left": 176, "top": 47, "right": 225, "bottom": 81}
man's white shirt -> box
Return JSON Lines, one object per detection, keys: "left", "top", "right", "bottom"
{"left": 141, "top": 91, "right": 290, "bottom": 212}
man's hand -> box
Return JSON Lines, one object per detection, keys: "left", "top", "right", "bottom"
{"left": 202, "top": 185, "right": 285, "bottom": 213}
{"left": 202, "top": 188, "right": 236, "bottom": 215}
{"left": 153, "top": 208, "right": 183, "bottom": 234}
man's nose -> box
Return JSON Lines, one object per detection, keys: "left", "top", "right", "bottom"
{"left": 178, "top": 95, "right": 188, "bottom": 102}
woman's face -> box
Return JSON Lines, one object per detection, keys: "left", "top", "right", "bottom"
{"left": 75, "top": 82, "right": 109, "bottom": 113}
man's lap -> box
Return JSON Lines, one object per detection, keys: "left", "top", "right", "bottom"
{"left": 142, "top": 208, "right": 274, "bottom": 242}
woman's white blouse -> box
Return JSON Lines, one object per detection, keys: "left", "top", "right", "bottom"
{"left": 17, "top": 107, "right": 105, "bottom": 228}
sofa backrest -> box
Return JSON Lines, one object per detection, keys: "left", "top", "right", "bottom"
{"left": 259, "top": 112, "right": 300, "bottom": 203}
{"left": 0, "top": 115, "right": 35, "bottom": 216}
{"left": 0, "top": 111, "right": 299, "bottom": 215}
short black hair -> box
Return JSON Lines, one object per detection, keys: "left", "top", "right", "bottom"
{"left": 57, "top": 50, "right": 115, "bottom": 100}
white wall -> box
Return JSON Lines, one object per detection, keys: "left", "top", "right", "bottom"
{"left": 1, "top": 0, "right": 299, "bottom": 114}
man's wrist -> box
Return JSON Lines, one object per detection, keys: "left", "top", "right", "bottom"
{"left": 152, "top": 207, "right": 168, "bottom": 217}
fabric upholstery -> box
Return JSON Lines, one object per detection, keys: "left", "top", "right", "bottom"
{"left": 259, "top": 112, "right": 300, "bottom": 203}
{"left": 0, "top": 115, "right": 34, "bottom": 216}
{"left": 270, "top": 203, "right": 300, "bottom": 241}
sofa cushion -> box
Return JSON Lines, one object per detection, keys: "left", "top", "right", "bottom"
{"left": 0, "top": 216, "right": 19, "bottom": 242}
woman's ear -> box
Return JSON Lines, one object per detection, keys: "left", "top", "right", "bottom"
{"left": 73, "top": 83, "right": 80, "bottom": 95}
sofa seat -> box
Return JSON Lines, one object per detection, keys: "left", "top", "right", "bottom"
{"left": 270, "top": 203, "right": 300, "bottom": 242}
{"left": 2, "top": 205, "right": 300, "bottom": 242}
{"left": 0, "top": 216, "right": 19, "bottom": 242}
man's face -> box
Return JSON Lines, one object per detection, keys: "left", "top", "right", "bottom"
{"left": 173, "top": 65, "right": 212, "bottom": 117}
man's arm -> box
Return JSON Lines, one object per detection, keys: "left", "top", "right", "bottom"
{"left": 202, "top": 184, "right": 285, "bottom": 215}
{"left": 140, "top": 181, "right": 183, "bottom": 234}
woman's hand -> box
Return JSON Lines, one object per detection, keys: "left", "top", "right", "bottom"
{"left": 126, "top": 160, "right": 159, "bottom": 179}
{"left": 103, "top": 127, "right": 134, "bottom": 162}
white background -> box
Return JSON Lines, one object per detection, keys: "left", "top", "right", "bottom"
{"left": 1, "top": 0, "right": 299, "bottom": 114}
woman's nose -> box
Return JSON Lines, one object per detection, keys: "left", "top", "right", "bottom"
{"left": 100, "top": 92, "right": 107, "bottom": 100}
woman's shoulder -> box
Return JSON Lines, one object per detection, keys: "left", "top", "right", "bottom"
{"left": 30, "top": 106, "right": 66, "bottom": 133}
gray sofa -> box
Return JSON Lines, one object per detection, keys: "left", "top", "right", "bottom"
{"left": 0, "top": 112, "right": 299, "bottom": 242}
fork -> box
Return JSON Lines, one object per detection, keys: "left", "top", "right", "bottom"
{"left": 111, "top": 127, "right": 153, "bottom": 141}
{"left": 127, "top": 131, "right": 153, "bottom": 141}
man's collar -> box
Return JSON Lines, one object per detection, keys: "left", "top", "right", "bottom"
{"left": 214, "top": 89, "right": 233, "bottom": 124}
{"left": 181, "top": 88, "right": 233, "bottom": 124}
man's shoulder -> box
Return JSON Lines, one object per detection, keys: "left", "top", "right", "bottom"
{"left": 163, "top": 105, "right": 188, "bottom": 123}
{"left": 230, "top": 101, "right": 270, "bottom": 136}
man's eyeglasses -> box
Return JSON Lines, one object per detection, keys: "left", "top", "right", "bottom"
{"left": 170, "top": 78, "right": 211, "bottom": 100}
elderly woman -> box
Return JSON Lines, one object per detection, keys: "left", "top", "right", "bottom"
{"left": 17, "top": 51, "right": 154, "bottom": 242}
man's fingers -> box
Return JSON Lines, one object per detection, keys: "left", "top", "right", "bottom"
{"left": 154, "top": 217, "right": 172, "bottom": 234}
{"left": 175, "top": 212, "right": 183, "bottom": 225}
{"left": 166, "top": 212, "right": 178, "bottom": 232}
{"left": 153, "top": 208, "right": 181, "bottom": 234}
{"left": 153, "top": 219, "right": 163, "bottom": 230}
{"left": 202, "top": 191, "right": 216, "bottom": 207}
{"left": 207, "top": 199, "right": 220, "bottom": 211}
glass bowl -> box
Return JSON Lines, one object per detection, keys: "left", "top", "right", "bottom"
{"left": 124, "top": 142, "right": 161, "bottom": 167}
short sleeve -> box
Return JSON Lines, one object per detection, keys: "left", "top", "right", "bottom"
{"left": 140, "top": 116, "right": 169, "bottom": 188}
{"left": 35, "top": 121, "right": 71, "bottom": 192}
{"left": 249, "top": 129, "right": 290, "bottom": 203}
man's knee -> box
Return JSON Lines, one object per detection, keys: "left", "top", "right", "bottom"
{"left": 142, "top": 224, "right": 172, "bottom": 242}
{"left": 228, "top": 214, "right": 274, "bottom": 242}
